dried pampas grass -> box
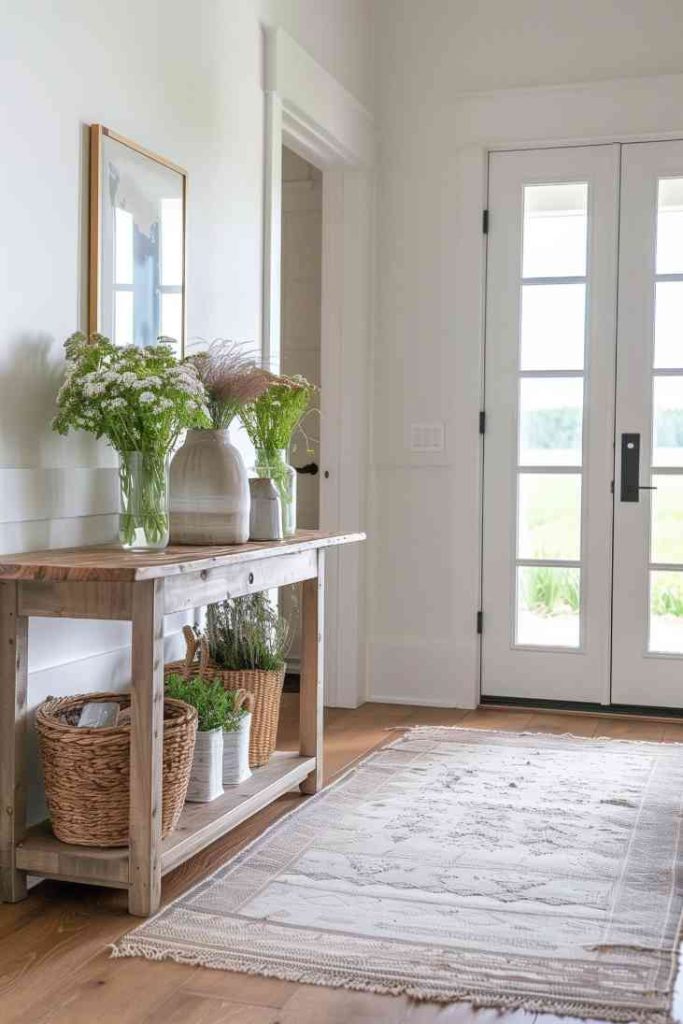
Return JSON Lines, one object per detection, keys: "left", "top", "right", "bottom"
{"left": 189, "top": 340, "right": 272, "bottom": 429}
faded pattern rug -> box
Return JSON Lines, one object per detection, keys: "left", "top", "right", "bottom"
{"left": 113, "top": 728, "right": 683, "bottom": 1022}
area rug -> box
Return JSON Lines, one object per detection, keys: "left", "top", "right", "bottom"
{"left": 112, "top": 727, "right": 683, "bottom": 1022}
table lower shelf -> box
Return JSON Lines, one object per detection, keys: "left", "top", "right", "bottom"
{"left": 16, "top": 751, "right": 315, "bottom": 889}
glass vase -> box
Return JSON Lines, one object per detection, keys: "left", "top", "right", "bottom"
{"left": 252, "top": 448, "right": 297, "bottom": 537}
{"left": 118, "top": 451, "right": 170, "bottom": 550}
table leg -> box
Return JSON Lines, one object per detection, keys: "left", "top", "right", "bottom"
{"left": 299, "top": 550, "right": 325, "bottom": 794}
{"left": 129, "top": 579, "right": 164, "bottom": 916}
{"left": 0, "top": 581, "right": 28, "bottom": 903}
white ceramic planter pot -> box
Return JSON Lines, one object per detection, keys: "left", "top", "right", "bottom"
{"left": 186, "top": 728, "right": 224, "bottom": 802}
{"left": 223, "top": 714, "right": 252, "bottom": 786}
{"left": 169, "top": 429, "right": 250, "bottom": 544}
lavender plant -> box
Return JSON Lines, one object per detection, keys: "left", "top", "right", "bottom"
{"left": 52, "top": 333, "right": 210, "bottom": 546}
{"left": 206, "top": 593, "right": 290, "bottom": 672}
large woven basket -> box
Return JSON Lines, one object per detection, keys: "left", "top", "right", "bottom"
{"left": 166, "top": 627, "right": 286, "bottom": 768}
{"left": 36, "top": 692, "right": 197, "bottom": 847}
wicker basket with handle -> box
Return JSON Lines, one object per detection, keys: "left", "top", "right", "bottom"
{"left": 36, "top": 692, "right": 197, "bottom": 847}
{"left": 166, "top": 627, "right": 285, "bottom": 768}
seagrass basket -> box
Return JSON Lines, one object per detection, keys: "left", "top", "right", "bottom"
{"left": 166, "top": 627, "right": 286, "bottom": 768}
{"left": 36, "top": 692, "right": 197, "bottom": 847}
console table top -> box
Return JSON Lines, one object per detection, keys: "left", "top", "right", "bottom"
{"left": 0, "top": 530, "right": 365, "bottom": 582}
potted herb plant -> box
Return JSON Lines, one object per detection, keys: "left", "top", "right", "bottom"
{"left": 204, "top": 593, "right": 290, "bottom": 767}
{"left": 52, "top": 333, "right": 209, "bottom": 550}
{"left": 169, "top": 341, "right": 271, "bottom": 544}
{"left": 240, "top": 373, "right": 316, "bottom": 537}
{"left": 165, "top": 674, "right": 252, "bottom": 799}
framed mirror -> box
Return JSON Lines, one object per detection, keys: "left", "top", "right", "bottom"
{"left": 89, "top": 124, "right": 187, "bottom": 355}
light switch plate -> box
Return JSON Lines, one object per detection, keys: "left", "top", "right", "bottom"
{"left": 409, "top": 422, "right": 445, "bottom": 453}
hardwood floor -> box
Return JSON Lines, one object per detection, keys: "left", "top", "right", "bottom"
{"left": 2, "top": 698, "right": 683, "bottom": 1024}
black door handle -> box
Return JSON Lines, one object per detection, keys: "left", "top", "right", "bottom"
{"left": 620, "top": 433, "right": 657, "bottom": 502}
{"left": 295, "top": 462, "right": 319, "bottom": 476}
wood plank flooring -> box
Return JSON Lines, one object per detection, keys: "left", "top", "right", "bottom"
{"left": 2, "top": 698, "right": 682, "bottom": 1024}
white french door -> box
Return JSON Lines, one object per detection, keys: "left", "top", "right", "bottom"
{"left": 612, "top": 141, "right": 683, "bottom": 706}
{"left": 482, "top": 139, "right": 683, "bottom": 708}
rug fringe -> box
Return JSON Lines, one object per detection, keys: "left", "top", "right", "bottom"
{"left": 393, "top": 724, "right": 683, "bottom": 747}
{"left": 110, "top": 940, "right": 675, "bottom": 1024}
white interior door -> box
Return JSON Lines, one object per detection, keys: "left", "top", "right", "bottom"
{"left": 481, "top": 146, "right": 620, "bottom": 702}
{"left": 611, "top": 141, "right": 683, "bottom": 707}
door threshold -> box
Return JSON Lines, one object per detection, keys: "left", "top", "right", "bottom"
{"left": 480, "top": 695, "right": 683, "bottom": 721}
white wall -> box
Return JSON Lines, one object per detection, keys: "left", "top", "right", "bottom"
{"left": 0, "top": 0, "right": 373, "bottom": 820}
{"left": 368, "top": 0, "right": 683, "bottom": 706}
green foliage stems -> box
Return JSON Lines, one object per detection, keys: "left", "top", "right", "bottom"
{"left": 165, "top": 674, "right": 248, "bottom": 732}
{"left": 239, "top": 376, "right": 315, "bottom": 452}
{"left": 521, "top": 566, "right": 580, "bottom": 617}
{"left": 118, "top": 452, "right": 168, "bottom": 547}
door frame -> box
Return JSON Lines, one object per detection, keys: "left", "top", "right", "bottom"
{"left": 450, "top": 79, "right": 683, "bottom": 709}
{"left": 263, "top": 28, "right": 375, "bottom": 707}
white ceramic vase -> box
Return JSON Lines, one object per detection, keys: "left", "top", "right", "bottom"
{"left": 223, "top": 714, "right": 252, "bottom": 786}
{"left": 186, "top": 728, "right": 224, "bottom": 802}
{"left": 169, "top": 429, "right": 250, "bottom": 545}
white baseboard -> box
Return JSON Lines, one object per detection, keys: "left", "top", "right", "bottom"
{"left": 364, "top": 693, "right": 475, "bottom": 709}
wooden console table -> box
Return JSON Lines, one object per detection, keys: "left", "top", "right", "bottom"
{"left": 0, "top": 529, "right": 364, "bottom": 916}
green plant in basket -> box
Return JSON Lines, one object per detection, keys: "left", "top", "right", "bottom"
{"left": 206, "top": 592, "right": 290, "bottom": 672}
{"left": 165, "top": 674, "right": 248, "bottom": 732}
{"left": 52, "top": 333, "right": 210, "bottom": 548}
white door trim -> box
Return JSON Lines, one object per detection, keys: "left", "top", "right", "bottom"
{"left": 262, "top": 27, "right": 375, "bottom": 707}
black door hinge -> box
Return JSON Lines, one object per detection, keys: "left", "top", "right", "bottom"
{"left": 479, "top": 410, "right": 486, "bottom": 435}
{"left": 477, "top": 610, "right": 483, "bottom": 634}
{"left": 482, "top": 209, "right": 489, "bottom": 234}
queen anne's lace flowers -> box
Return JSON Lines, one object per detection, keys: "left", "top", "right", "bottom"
{"left": 52, "top": 332, "right": 211, "bottom": 455}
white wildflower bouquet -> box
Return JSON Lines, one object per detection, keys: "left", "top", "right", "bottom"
{"left": 53, "top": 332, "right": 210, "bottom": 548}
{"left": 52, "top": 332, "right": 209, "bottom": 450}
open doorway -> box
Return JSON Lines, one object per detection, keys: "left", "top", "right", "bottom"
{"left": 280, "top": 146, "right": 322, "bottom": 683}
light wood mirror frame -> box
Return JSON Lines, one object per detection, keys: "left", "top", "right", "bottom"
{"left": 89, "top": 124, "right": 188, "bottom": 354}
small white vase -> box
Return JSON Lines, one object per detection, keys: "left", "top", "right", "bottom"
{"left": 186, "top": 728, "right": 224, "bottom": 802}
{"left": 223, "top": 714, "right": 252, "bottom": 786}
{"left": 169, "top": 429, "right": 250, "bottom": 545}
{"left": 249, "top": 479, "right": 283, "bottom": 541}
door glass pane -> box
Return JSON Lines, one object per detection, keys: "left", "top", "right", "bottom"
{"left": 520, "top": 283, "right": 586, "bottom": 370}
{"left": 517, "top": 566, "right": 580, "bottom": 647}
{"left": 522, "top": 183, "right": 588, "bottom": 279}
{"left": 654, "top": 282, "right": 683, "bottom": 369}
{"left": 653, "top": 376, "right": 683, "bottom": 467}
{"left": 519, "top": 378, "right": 583, "bottom": 466}
{"left": 651, "top": 474, "right": 683, "bottom": 564}
{"left": 649, "top": 570, "right": 683, "bottom": 653}
{"left": 656, "top": 179, "right": 683, "bottom": 275}
{"left": 518, "top": 473, "right": 582, "bottom": 560}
